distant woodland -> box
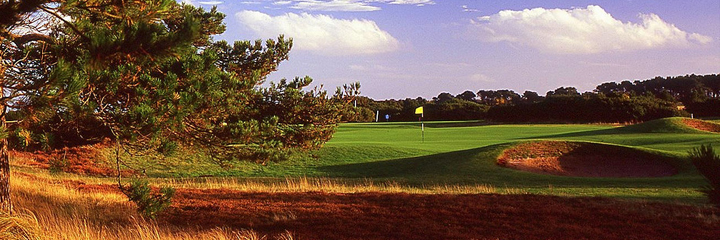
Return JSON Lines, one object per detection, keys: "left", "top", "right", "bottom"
{"left": 344, "top": 74, "right": 720, "bottom": 123}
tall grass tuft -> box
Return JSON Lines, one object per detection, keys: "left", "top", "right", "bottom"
{"left": 159, "top": 177, "right": 497, "bottom": 194}
{"left": 688, "top": 144, "right": 720, "bottom": 207}
{"left": 0, "top": 210, "right": 41, "bottom": 240}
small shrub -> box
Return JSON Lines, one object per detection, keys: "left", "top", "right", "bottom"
{"left": 38, "top": 132, "right": 55, "bottom": 151}
{"left": 121, "top": 179, "right": 175, "bottom": 219}
{"left": 157, "top": 140, "right": 179, "bottom": 156}
{"left": 48, "top": 156, "right": 68, "bottom": 174}
{"left": 688, "top": 144, "right": 720, "bottom": 207}
{"left": 13, "top": 129, "right": 32, "bottom": 150}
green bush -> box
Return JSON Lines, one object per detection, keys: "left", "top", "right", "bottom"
{"left": 157, "top": 140, "right": 179, "bottom": 156}
{"left": 121, "top": 179, "right": 175, "bottom": 219}
{"left": 47, "top": 157, "right": 68, "bottom": 174}
{"left": 688, "top": 144, "right": 720, "bottom": 207}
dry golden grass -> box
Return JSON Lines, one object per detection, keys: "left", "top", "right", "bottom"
{"left": 155, "top": 176, "right": 510, "bottom": 195}
{"left": 0, "top": 210, "right": 41, "bottom": 240}
{"left": 4, "top": 169, "right": 507, "bottom": 240}
{"left": 6, "top": 171, "right": 296, "bottom": 240}
{"left": 4, "top": 152, "right": 519, "bottom": 240}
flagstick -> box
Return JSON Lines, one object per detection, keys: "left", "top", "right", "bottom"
{"left": 421, "top": 113, "right": 424, "bottom": 143}
{"left": 415, "top": 106, "right": 425, "bottom": 143}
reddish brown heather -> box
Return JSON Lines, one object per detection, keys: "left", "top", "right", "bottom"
{"left": 11, "top": 143, "right": 136, "bottom": 177}
{"left": 48, "top": 178, "right": 720, "bottom": 240}
{"left": 159, "top": 189, "right": 720, "bottom": 240}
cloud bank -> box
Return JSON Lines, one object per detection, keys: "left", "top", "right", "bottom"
{"left": 289, "top": 0, "right": 380, "bottom": 11}
{"left": 471, "top": 5, "right": 713, "bottom": 54}
{"left": 236, "top": 10, "right": 400, "bottom": 55}
{"left": 267, "top": 0, "right": 434, "bottom": 12}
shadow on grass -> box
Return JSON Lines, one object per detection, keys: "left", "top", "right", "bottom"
{"left": 317, "top": 142, "right": 703, "bottom": 190}
{"left": 518, "top": 128, "right": 626, "bottom": 140}
{"left": 319, "top": 145, "right": 504, "bottom": 180}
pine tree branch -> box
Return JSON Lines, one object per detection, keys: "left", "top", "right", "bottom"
{"left": 11, "top": 33, "right": 54, "bottom": 46}
{"left": 37, "top": 5, "right": 90, "bottom": 41}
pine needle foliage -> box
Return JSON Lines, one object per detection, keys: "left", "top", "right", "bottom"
{"left": 121, "top": 179, "right": 175, "bottom": 219}
{"left": 688, "top": 144, "right": 720, "bottom": 207}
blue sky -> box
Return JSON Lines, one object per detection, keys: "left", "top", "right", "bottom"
{"left": 182, "top": 0, "right": 720, "bottom": 100}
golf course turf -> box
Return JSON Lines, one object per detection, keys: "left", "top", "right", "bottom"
{"left": 10, "top": 117, "right": 720, "bottom": 239}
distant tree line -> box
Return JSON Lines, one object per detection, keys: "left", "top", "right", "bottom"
{"left": 345, "top": 74, "right": 720, "bottom": 123}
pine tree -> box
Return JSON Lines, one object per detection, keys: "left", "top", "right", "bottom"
{"left": 2, "top": 0, "right": 357, "bottom": 212}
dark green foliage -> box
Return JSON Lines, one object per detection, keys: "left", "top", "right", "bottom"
{"left": 456, "top": 90, "right": 477, "bottom": 101}
{"left": 157, "top": 140, "right": 179, "bottom": 157}
{"left": 47, "top": 156, "right": 68, "bottom": 174}
{"left": 363, "top": 95, "right": 488, "bottom": 122}
{"left": 359, "top": 74, "right": 718, "bottom": 123}
{"left": 688, "top": 145, "right": 720, "bottom": 207}
{"left": 428, "top": 98, "right": 488, "bottom": 121}
{"left": 121, "top": 179, "right": 175, "bottom": 219}
{"left": 596, "top": 74, "right": 720, "bottom": 117}
{"left": 487, "top": 92, "right": 686, "bottom": 123}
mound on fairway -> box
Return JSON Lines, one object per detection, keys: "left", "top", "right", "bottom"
{"left": 497, "top": 141, "right": 677, "bottom": 178}
{"left": 617, "top": 117, "right": 706, "bottom": 133}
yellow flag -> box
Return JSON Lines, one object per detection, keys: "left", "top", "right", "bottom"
{"left": 415, "top": 106, "right": 423, "bottom": 115}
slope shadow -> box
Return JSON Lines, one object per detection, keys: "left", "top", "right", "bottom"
{"left": 518, "top": 128, "right": 625, "bottom": 140}
{"left": 317, "top": 141, "right": 694, "bottom": 190}
{"left": 316, "top": 144, "right": 508, "bottom": 181}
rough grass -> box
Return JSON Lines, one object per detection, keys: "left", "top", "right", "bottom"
{"left": 7, "top": 170, "right": 720, "bottom": 240}
{"left": 11, "top": 118, "right": 720, "bottom": 204}
{"left": 6, "top": 172, "right": 296, "bottom": 240}
{"left": 0, "top": 210, "right": 41, "bottom": 240}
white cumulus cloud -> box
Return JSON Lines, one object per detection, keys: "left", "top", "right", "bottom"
{"left": 378, "top": 0, "right": 434, "bottom": 6}
{"left": 469, "top": 73, "right": 495, "bottom": 83}
{"left": 182, "top": 0, "right": 223, "bottom": 5}
{"left": 236, "top": 10, "right": 400, "bottom": 55}
{"left": 470, "top": 5, "right": 713, "bottom": 54}
{"left": 273, "top": 0, "right": 434, "bottom": 11}
{"left": 290, "top": 0, "right": 380, "bottom": 11}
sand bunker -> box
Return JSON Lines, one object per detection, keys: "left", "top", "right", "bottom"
{"left": 497, "top": 141, "right": 677, "bottom": 178}
{"left": 682, "top": 118, "right": 720, "bottom": 133}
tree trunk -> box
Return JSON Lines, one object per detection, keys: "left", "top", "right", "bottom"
{"left": 0, "top": 52, "right": 9, "bottom": 212}
{"left": 0, "top": 104, "right": 10, "bottom": 213}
